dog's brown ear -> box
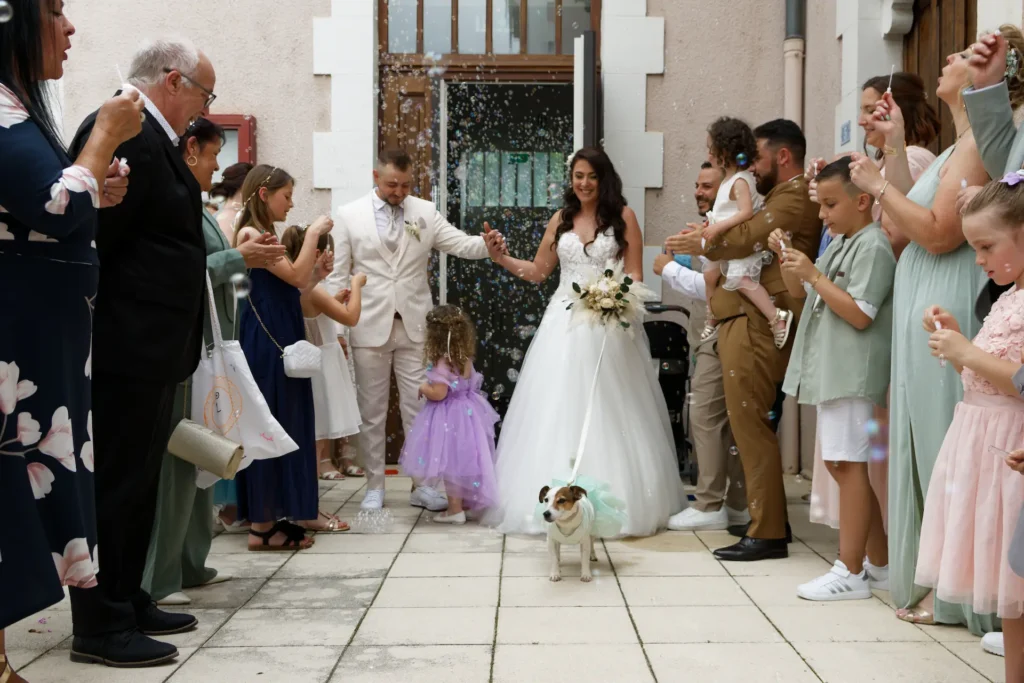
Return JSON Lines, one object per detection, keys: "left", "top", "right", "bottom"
{"left": 538, "top": 486, "right": 550, "bottom": 503}
{"left": 569, "top": 485, "right": 587, "bottom": 500}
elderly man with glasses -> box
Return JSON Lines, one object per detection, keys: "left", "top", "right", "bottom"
{"left": 66, "top": 38, "right": 217, "bottom": 668}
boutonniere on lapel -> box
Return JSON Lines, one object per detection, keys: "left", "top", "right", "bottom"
{"left": 404, "top": 217, "right": 426, "bottom": 242}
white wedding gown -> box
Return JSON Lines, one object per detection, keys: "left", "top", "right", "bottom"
{"left": 482, "top": 231, "right": 686, "bottom": 537}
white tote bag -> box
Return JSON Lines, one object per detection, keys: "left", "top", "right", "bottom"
{"left": 192, "top": 272, "right": 299, "bottom": 488}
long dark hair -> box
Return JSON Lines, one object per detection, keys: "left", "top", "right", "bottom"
{"left": 861, "top": 72, "right": 940, "bottom": 159}
{"left": 177, "top": 117, "right": 224, "bottom": 157}
{"left": 554, "top": 147, "right": 628, "bottom": 259}
{"left": 210, "top": 162, "right": 253, "bottom": 200}
{"left": 0, "top": 0, "right": 64, "bottom": 151}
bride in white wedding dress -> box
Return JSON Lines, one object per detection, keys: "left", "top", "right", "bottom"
{"left": 481, "top": 147, "right": 686, "bottom": 537}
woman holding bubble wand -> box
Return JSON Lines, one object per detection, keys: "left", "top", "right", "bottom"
{"left": 848, "top": 26, "right": 1024, "bottom": 634}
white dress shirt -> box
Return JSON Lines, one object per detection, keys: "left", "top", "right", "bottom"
{"left": 660, "top": 260, "right": 707, "bottom": 301}
{"left": 132, "top": 88, "right": 179, "bottom": 145}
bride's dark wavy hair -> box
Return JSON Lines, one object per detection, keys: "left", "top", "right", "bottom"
{"left": 553, "top": 147, "right": 628, "bottom": 259}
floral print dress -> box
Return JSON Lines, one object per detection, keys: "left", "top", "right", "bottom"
{"left": 0, "top": 83, "right": 101, "bottom": 629}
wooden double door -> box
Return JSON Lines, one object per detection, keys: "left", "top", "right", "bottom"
{"left": 902, "top": 0, "right": 978, "bottom": 154}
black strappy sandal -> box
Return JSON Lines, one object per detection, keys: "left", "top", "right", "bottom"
{"left": 248, "top": 520, "right": 314, "bottom": 552}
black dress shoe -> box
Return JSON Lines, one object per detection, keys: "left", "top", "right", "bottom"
{"left": 713, "top": 536, "right": 789, "bottom": 562}
{"left": 728, "top": 521, "right": 793, "bottom": 543}
{"left": 70, "top": 629, "right": 178, "bottom": 668}
{"left": 135, "top": 601, "right": 198, "bottom": 636}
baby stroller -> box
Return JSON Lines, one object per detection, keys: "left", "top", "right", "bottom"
{"left": 644, "top": 303, "right": 696, "bottom": 485}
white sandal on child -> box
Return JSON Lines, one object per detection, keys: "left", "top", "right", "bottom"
{"left": 432, "top": 510, "right": 466, "bottom": 525}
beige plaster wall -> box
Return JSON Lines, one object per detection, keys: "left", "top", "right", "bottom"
{"left": 644, "top": 0, "right": 787, "bottom": 333}
{"left": 803, "top": 0, "right": 840, "bottom": 162}
{"left": 59, "top": 0, "right": 333, "bottom": 225}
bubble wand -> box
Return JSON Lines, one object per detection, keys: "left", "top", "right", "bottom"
{"left": 886, "top": 64, "right": 895, "bottom": 93}
{"left": 934, "top": 320, "right": 947, "bottom": 368}
{"left": 116, "top": 64, "right": 145, "bottom": 123}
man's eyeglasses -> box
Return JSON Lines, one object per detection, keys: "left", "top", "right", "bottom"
{"left": 163, "top": 68, "right": 216, "bottom": 109}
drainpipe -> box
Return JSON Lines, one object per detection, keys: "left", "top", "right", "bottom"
{"left": 781, "top": 0, "right": 805, "bottom": 474}
{"left": 784, "top": 0, "right": 805, "bottom": 127}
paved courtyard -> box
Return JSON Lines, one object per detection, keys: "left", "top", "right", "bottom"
{"left": 6, "top": 476, "right": 1006, "bottom": 682}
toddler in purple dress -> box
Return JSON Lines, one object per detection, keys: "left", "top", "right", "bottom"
{"left": 399, "top": 305, "right": 499, "bottom": 524}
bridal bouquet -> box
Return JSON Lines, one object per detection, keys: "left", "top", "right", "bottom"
{"left": 568, "top": 261, "right": 655, "bottom": 332}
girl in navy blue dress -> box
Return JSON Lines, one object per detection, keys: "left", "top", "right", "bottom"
{"left": 232, "top": 165, "right": 344, "bottom": 550}
{"left": 0, "top": 1, "right": 145, "bottom": 677}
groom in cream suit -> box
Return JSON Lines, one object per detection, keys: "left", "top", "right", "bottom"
{"left": 328, "top": 150, "right": 503, "bottom": 510}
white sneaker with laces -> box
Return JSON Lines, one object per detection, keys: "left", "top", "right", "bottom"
{"left": 863, "top": 558, "right": 889, "bottom": 591}
{"left": 726, "top": 506, "right": 750, "bottom": 526}
{"left": 361, "top": 488, "right": 385, "bottom": 510}
{"left": 796, "top": 560, "right": 872, "bottom": 601}
{"left": 410, "top": 485, "right": 448, "bottom": 512}
{"left": 667, "top": 506, "right": 728, "bottom": 531}
{"left": 432, "top": 510, "right": 466, "bottom": 525}
{"left": 982, "top": 632, "right": 1005, "bottom": 657}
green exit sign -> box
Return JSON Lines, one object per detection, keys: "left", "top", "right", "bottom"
{"left": 508, "top": 152, "right": 530, "bottom": 164}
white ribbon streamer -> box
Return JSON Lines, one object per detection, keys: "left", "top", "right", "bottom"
{"left": 569, "top": 329, "right": 610, "bottom": 485}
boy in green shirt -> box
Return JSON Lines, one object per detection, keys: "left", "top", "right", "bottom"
{"left": 769, "top": 158, "right": 896, "bottom": 601}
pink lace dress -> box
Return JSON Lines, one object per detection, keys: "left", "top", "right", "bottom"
{"left": 915, "top": 287, "right": 1024, "bottom": 619}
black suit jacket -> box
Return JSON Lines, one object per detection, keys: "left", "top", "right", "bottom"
{"left": 70, "top": 106, "right": 206, "bottom": 383}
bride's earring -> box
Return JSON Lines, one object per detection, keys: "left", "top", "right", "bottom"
{"left": 187, "top": 155, "right": 198, "bottom": 167}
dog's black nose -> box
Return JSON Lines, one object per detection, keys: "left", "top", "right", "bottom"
{"left": 542, "top": 511, "right": 552, "bottom": 521}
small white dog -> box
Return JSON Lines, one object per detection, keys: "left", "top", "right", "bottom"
{"left": 539, "top": 484, "right": 598, "bottom": 582}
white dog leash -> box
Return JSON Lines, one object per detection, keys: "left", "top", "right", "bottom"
{"left": 568, "top": 330, "right": 610, "bottom": 485}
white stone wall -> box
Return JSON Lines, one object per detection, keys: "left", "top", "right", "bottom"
{"left": 313, "top": 0, "right": 379, "bottom": 214}
{"left": 835, "top": 0, "right": 904, "bottom": 157}
{"left": 600, "top": 0, "right": 665, "bottom": 298}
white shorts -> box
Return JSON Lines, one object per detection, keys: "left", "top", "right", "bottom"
{"left": 816, "top": 398, "right": 874, "bottom": 463}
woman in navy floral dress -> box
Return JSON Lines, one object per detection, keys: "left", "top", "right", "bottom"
{"left": 0, "top": 1, "right": 143, "bottom": 678}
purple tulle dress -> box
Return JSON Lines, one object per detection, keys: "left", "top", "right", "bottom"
{"left": 399, "top": 361, "right": 500, "bottom": 509}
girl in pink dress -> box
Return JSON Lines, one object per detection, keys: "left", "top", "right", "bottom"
{"left": 399, "top": 305, "right": 500, "bottom": 524}
{"left": 917, "top": 175, "right": 1024, "bottom": 681}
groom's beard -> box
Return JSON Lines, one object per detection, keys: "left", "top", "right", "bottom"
{"left": 755, "top": 161, "right": 779, "bottom": 197}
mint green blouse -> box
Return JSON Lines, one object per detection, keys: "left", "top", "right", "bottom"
{"left": 783, "top": 223, "right": 896, "bottom": 407}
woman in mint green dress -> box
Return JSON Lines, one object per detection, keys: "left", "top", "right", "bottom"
{"left": 849, "top": 50, "right": 996, "bottom": 635}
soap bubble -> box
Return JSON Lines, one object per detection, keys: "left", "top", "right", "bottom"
{"left": 754, "top": 242, "right": 763, "bottom": 252}
{"left": 507, "top": 368, "right": 520, "bottom": 382}
{"left": 736, "top": 153, "right": 748, "bottom": 167}
{"left": 230, "top": 272, "right": 251, "bottom": 298}
{"left": 0, "top": 1, "right": 12, "bottom": 22}
{"left": 427, "top": 65, "right": 447, "bottom": 78}
{"left": 764, "top": 213, "right": 774, "bottom": 224}
{"left": 728, "top": 445, "right": 739, "bottom": 456}
{"left": 863, "top": 419, "right": 880, "bottom": 437}
{"left": 510, "top": 348, "right": 524, "bottom": 362}
{"left": 351, "top": 508, "right": 394, "bottom": 534}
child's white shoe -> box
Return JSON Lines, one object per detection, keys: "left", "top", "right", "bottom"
{"left": 432, "top": 510, "right": 466, "bottom": 525}
{"left": 796, "top": 560, "right": 872, "bottom": 601}
{"left": 864, "top": 557, "right": 889, "bottom": 591}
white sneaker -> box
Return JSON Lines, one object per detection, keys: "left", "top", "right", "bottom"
{"left": 864, "top": 558, "right": 889, "bottom": 591}
{"left": 982, "top": 632, "right": 1005, "bottom": 657}
{"left": 726, "top": 506, "right": 750, "bottom": 526}
{"left": 361, "top": 488, "right": 385, "bottom": 510}
{"left": 796, "top": 560, "right": 873, "bottom": 601}
{"left": 667, "top": 506, "right": 728, "bottom": 531}
{"left": 410, "top": 485, "right": 448, "bottom": 512}
{"left": 432, "top": 510, "right": 466, "bottom": 524}
{"left": 156, "top": 592, "right": 191, "bottom": 606}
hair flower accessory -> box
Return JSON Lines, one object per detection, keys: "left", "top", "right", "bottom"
{"left": 1007, "top": 47, "right": 1021, "bottom": 81}
{"left": 1000, "top": 170, "right": 1024, "bottom": 187}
